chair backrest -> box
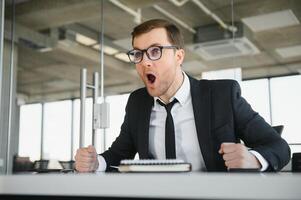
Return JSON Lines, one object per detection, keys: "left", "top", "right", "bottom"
{"left": 13, "top": 155, "right": 34, "bottom": 173}
{"left": 272, "top": 125, "right": 284, "bottom": 135}
{"left": 33, "top": 160, "right": 49, "bottom": 170}
{"left": 59, "top": 160, "right": 75, "bottom": 170}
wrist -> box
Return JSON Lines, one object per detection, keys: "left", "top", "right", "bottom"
{"left": 249, "top": 150, "right": 269, "bottom": 171}
{"left": 93, "top": 159, "right": 99, "bottom": 171}
{"left": 253, "top": 156, "right": 262, "bottom": 168}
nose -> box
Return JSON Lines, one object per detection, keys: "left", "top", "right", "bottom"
{"left": 139, "top": 52, "right": 152, "bottom": 67}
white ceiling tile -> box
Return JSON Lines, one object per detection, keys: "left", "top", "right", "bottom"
{"left": 242, "top": 10, "right": 300, "bottom": 32}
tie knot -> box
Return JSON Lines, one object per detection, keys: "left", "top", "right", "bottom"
{"left": 157, "top": 98, "right": 178, "bottom": 112}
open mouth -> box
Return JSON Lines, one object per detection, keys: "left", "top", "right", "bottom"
{"left": 147, "top": 74, "right": 156, "bottom": 84}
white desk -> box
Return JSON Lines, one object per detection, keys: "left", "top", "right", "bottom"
{"left": 0, "top": 172, "right": 300, "bottom": 199}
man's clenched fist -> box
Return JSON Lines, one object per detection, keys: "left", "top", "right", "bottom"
{"left": 75, "top": 145, "right": 99, "bottom": 172}
{"left": 219, "top": 143, "right": 261, "bottom": 170}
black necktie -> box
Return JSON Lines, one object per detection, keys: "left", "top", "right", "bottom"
{"left": 157, "top": 99, "right": 178, "bottom": 159}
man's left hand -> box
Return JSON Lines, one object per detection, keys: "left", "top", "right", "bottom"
{"left": 218, "top": 143, "right": 261, "bottom": 169}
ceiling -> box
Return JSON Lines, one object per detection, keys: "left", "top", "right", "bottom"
{"left": 3, "top": 0, "right": 301, "bottom": 103}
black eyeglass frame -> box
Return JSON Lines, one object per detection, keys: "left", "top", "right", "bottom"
{"left": 127, "top": 45, "right": 179, "bottom": 64}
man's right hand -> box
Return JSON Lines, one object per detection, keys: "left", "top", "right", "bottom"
{"left": 75, "top": 145, "right": 99, "bottom": 172}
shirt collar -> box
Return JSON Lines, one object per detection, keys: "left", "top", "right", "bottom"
{"left": 153, "top": 72, "right": 190, "bottom": 107}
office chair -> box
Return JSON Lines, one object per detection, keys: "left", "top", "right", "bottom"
{"left": 33, "top": 159, "right": 49, "bottom": 171}
{"left": 272, "top": 125, "right": 284, "bottom": 136}
{"left": 12, "top": 155, "right": 34, "bottom": 173}
{"left": 59, "top": 160, "right": 75, "bottom": 170}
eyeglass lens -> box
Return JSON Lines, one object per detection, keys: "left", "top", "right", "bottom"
{"left": 129, "top": 46, "right": 162, "bottom": 63}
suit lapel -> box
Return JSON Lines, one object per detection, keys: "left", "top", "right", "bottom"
{"left": 189, "top": 77, "right": 215, "bottom": 170}
{"left": 137, "top": 90, "right": 153, "bottom": 159}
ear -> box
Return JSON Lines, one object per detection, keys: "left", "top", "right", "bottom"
{"left": 175, "top": 49, "right": 185, "bottom": 66}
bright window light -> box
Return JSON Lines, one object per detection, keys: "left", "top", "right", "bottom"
{"left": 105, "top": 94, "right": 130, "bottom": 149}
{"left": 18, "top": 104, "right": 42, "bottom": 161}
{"left": 241, "top": 79, "right": 271, "bottom": 123}
{"left": 43, "top": 100, "right": 72, "bottom": 161}
{"left": 202, "top": 68, "right": 242, "bottom": 81}
{"left": 270, "top": 75, "right": 301, "bottom": 145}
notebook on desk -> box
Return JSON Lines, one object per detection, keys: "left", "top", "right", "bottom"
{"left": 117, "top": 159, "right": 191, "bottom": 173}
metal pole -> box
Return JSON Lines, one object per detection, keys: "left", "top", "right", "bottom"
{"left": 0, "top": 0, "right": 4, "bottom": 174}
{"left": 80, "top": 68, "right": 87, "bottom": 148}
{"left": 100, "top": 0, "right": 104, "bottom": 98}
{"left": 268, "top": 78, "right": 273, "bottom": 125}
{"left": 70, "top": 100, "right": 74, "bottom": 160}
{"left": 6, "top": 0, "right": 16, "bottom": 174}
{"left": 92, "top": 72, "right": 99, "bottom": 146}
{"left": 40, "top": 103, "right": 45, "bottom": 159}
{"left": 100, "top": 0, "right": 106, "bottom": 152}
{"left": 103, "top": 97, "right": 107, "bottom": 152}
{"left": 0, "top": 0, "right": 5, "bottom": 114}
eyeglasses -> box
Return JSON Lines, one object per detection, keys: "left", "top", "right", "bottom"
{"left": 127, "top": 45, "right": 179, "bottom": 64}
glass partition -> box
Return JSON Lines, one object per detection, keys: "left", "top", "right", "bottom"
{"left": 0, "top": 0, "right": 300, "bottom": 174}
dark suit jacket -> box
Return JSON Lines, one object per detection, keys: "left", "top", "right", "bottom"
{"left": 101, "top": 76, "right": 290, "bottom": 171}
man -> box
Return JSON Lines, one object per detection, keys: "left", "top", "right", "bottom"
{"left": 75, "top": 19, "right": 290, "bottom": 172}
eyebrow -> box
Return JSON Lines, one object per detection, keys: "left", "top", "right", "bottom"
{"left": 133, "top": 43, "right": 162, "bottom": 50}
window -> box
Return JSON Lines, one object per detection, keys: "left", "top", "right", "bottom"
{"left": 241, "top": 75, "right": 301, "bottom": 154}
{"left": 18, "top": 104, "right": 42, "bottom": 161}
{"left": 19, "top": 74, "right": 300, "bottom": 161}
{"left": 270, "top": 75, "right": 301, "bottom": 147}
{"left": 240, "top": 79, "right": 271, "bottom": 123}
{"left": 202, "top": 68, "right": 242, "bottom": 81}
{"left": 203, "top": 68, "right": 301, "bottom": 154}
{"left": 43, "top": 100, "right": 72, "bottom": 161}
{"left": 105, "top": 94, "right": 130, "bottom": 149}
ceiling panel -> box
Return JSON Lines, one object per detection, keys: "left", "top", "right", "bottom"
{"left": 5, "top": 0, "right": 300, "bottom": 103}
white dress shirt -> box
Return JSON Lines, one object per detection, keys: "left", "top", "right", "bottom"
{"left": 150, "top": 72, "right": 205, "bottom": 171}
{"left": 97, "top": 72, "right": 268, "bottom": 171}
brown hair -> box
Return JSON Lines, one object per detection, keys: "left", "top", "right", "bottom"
{"left": 131, "top": 19, "right": 184, "bottom": 49}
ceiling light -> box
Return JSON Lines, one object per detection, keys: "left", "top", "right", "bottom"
{"left": 114, "top": 53, "right": 130, "bottom": 62}
{"left": 242, "top": 10, "right": 300, "bottom": 32}
{"left": 75, "top": 33, "right": 97, "bottom": 46}
{"left": 103, "top": 46, "right": 119, "bottom": 55}
{"left": 93, "top": 44, "right": 119, "bottom": 55}
{"left": 38, "top": 47, "right": 53, "bottom": 53}
{"left": 92, "top": 44, "right": 101, "bottom": 50}
{"left": 275, "top": 44, "right": 301, "bottom": 58}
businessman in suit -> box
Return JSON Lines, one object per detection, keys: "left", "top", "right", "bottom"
{"left": 75, "top": 19, "right": 290, "bottom": 172}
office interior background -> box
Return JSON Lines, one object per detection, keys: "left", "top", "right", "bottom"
{"left": 0, "top": 0, "right": 300, "bottom": 174}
